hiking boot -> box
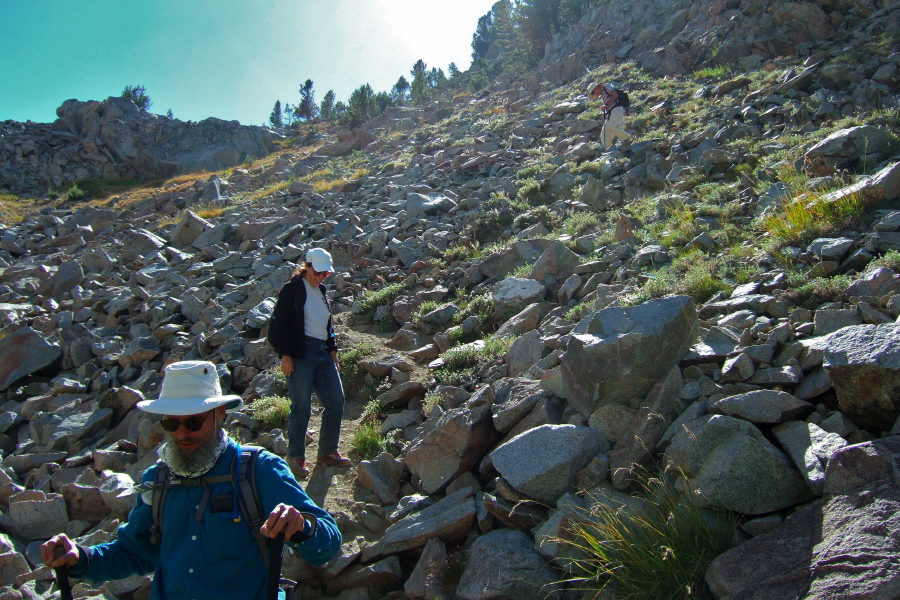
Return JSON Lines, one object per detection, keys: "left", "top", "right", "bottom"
{"left": 287, "top": 456, "right": 309, "bottom": 479}
{"left": 317, "top": 452, "right": 352, "bottom": 468}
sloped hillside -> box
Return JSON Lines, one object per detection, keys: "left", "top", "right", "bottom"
{"left": 1, "top": 0, "right": 900, "bottom": 599}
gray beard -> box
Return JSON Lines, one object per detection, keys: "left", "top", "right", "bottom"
{"left": 159, "top": 429, "right": 221, "bottom": 475}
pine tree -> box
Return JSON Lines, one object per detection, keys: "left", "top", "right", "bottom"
{"left": 319, "top": 90, "right": 336, "bottom": 121}
{"left": 166, "top": 109, "right": 175, "bottom": 119}
{"left": 347, "top": 84, "right": 375, "bottom": 128}
{"left": 428, "top": 67, "right": 447, "bottom": 90}
{"left": 295, "top": 80, "right": 318, "bottom": 121}
{"left": 269, "top": 100, "right": 283, "bottom": 128}
{"left": 471, "top": 11, "right": 494, "bottom": 60}
{"left": 391, "top": 76, "right": 410, "bottom": 103}
{"left": 448, "top": 63, "right": 461, "bottom": 88}
{"left": 122, "top": 85, "right": 152, "bottom": 111}
{"left": 410, "top": 60, "right": 429, "bottom": 106}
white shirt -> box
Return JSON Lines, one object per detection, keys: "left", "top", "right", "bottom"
{"left": 303, "top": 278, "right": 330, "bottom": 342}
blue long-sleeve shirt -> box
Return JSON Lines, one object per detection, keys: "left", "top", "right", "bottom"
{"left": 71, "top": 438, "right": 342, "bottom": 599}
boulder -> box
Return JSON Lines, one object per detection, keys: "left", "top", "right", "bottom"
{"left": 356, "top": 452, "right": 405, "bottom": 506}
{"left": 810, "top": 323, "right": 900, "bottom": 430}
{"left": 405, "top": 405, "right": 498, "bottom": 494}
{"left": 664, "top": 415, "right": 813, "bottom": 515}
{"left": 772, "top": 421, "right": 848, "bottom": 496}
{"left": 455, "top": 529, "right": 562, "bottom": 600}
{"left": 805, "top": 125, "right": 893, "bottom": 171}
{"left": 560, "top": 296, "right": 698, "bottom": 416}
{"left": 706, "top": 437, "right": 900, "bottom": 599}
{"left": 491, "top": 424, "right": 607, "bottom": 504}
{"left": 404, "top": 537, "right": 453, "bottom": 600}
{"left": 0, "top": 327, "right": 62, "bottom": 392}
{"left": 709, "top": 390, "right": 813, "bottom": 424}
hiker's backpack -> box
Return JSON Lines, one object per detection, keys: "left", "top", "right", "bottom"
{"left": 146, "top": 446, "right": 315, "bottom": 570}
{"left": 616, "top": 89, "right": 630, "bottom": 115}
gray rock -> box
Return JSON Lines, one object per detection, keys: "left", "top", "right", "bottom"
{"left": 0, "top": 327, "right": 62, "bottom": 392}
{"left": 327, "top": 555, "right": 402, "bottom": 595}
{"left": 813, "top": 308, "right": 861, "bottom": 336}
{"left": 491, "top": 378, "right": 544, "bottom": 435}
{"left": 561, "top": 296, "right": 698, "bottom": 416}
{"left": 170, "top": 210, "right": 213, "bottom": 248}
{"left": 506, "top": 330, "right": 547, "bottom": 377}
{"left": 364, "top": 487, "right": 475, "bottom": 561}
{"left": 8, "top": 491, "right": 69, "bottom": 540}
{"left": 812, "top": 323, "right": 900, "bottom": 430}
{"left": 51, "top": 261, "right": 84, "bottom": 299}
{"left": 665, "top": 415, "right": 813, "bottom": 515}
{"left": 405, "top": 405, "right": 498, "bottom": 494}
{"left": 710, "top": 390, "right": 813, "bottom": 424}
{"left": 404, "top": 537, "right": 452, "bottom": 600}
{"left": 406, "top": 193, "right": 456, "bottom": 219}
{"left": 455, "top": 529, "right": 562, "bottom": 600}
{"left": 356, "top": 452, "right": 405, "bottom": 506}
{"left": 492, "top": 277, "right": 546, "bottom": 313}
{"left": 491, "top": 424, "right": 607, "bottom": 504}
{"left": 706, "top": 437, "right": 900, "bottom": 599}
{"left": 772, "top": 421, "right": 847, "bottom": 496}
{"left": 804, "top": 125, "right": 893, "bottom": 171}
{"left": 529, "top": 241, "right": 582, "bottom": 288}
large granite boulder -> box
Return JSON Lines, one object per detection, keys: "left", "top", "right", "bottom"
{"left": 559, "top": 296, "right": 698, "bottom": 416}
{"left": 491, "top": 424, "right": 608, "bottom": 504}
{"left": 405, "top": 405, "right": 499, "bottom": 495}
{"left": 664, "top": 415, "right": 813, "bottom": 515}
{"left": 0, "top": 326, "right": 62, "bottom": 392}
{"left": 705, "top": 436, "right": 900, "bottom": 599}
{"left": 810, "top": 323, "right": 900, "bottom": 430}
{"left": 455, "top": 529, "right": 563, "bottom": 600}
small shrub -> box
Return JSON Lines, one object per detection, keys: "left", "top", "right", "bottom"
{"left": 761, "top": 189, "right": 863, "bottom": 247}
{"left": 780, "top": 275, "right": 851, "bottom": 309}
{"left": 358, "top": 283, "right": 407, "bottom": 319}
{"left": 563, "top": 469, "right": 737, "bottom": 599}
{"left": 250, "top": 395, "right": 291, "bottom": 430}
{"left": 360, "top": 398, "right": 386, "bottom": 424}
{"left": 869, "top": 250, "right": 900, "bottom": 272}
{"left": 338, "top": 343, "right": 375, "bottom": 382}
{"left": 66, "top": 184, "right": 85, "bottom": 201}
{"left": 350, "top": 422, "right": 388, "bottom": 460}
{"left": 423, "top": 391, "right": 442, "bottom": 416}
{"left": 47, "top": 188, "right": 60, "bottom": 201}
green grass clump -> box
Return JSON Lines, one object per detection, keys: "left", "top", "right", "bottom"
{"left": 761, "top": 188, "right": 863, "bottom": 248}
{"left": 627, "top": 251, "right": 731, "bottom": 305}
{"left": 564, "top": 471, "right": 737, "bottom": 600}
{"left": 358, "top": 283, "right": 407, "bottom": 319}
{"left": 338, "top": 342, "right": 376, "bottom": 382}
{"left": 868, "top": 250, "right": 900, "bottom": 273}
{"left": 350, "top": 422, "right": 388, "bottom": 460}
{"left": 251, "top": 395, "right": 291, "bottom": 429}
{"left": 66, "top": 183, "right": 85, "bottom": 201}
{"left": 779, "top": 274, "right": 851, "bottom": 309}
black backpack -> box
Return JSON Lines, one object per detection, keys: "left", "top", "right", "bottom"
{"left": 616, "top": 89, "right": 630, "bottom": 115}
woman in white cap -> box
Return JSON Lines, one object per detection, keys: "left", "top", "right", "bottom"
{"left": 269, "top": 247, "right": 350, "bottom": 478}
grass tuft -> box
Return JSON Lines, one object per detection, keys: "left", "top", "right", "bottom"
{"left": 250, "top": 395, "right": 291, "bottom": 430}
{"left": 563, "top": 470, "right": 737, "bottom": 599}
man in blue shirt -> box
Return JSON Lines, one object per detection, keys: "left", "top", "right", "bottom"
{"left": 41, "top": 360, "right": 342, "bottom": 599}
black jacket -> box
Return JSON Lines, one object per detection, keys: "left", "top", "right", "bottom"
{"left": 270, "top": 275, "right": 338, "bottom": 359}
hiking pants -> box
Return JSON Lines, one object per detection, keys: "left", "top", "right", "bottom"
{"left": 602, "top": 106, "right": 631, "bottom": 149}
{"left": 286, "top": 337, "right": 345, "bottom": 458}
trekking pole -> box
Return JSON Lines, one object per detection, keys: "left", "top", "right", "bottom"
{"left": 267, "top": 531, "right": 285, "bottom": 600}
{"left": 53, "top": 546, "right": 74, "bottom": 600}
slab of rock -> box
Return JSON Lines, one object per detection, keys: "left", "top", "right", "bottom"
{"left": 404, "top": 537, "right": 453, "bottom": 600}
{"left": 363, "top": 487, "right": 475, "bottom": 561}
{"left": 491, "top": 378, "right": 544, "bottom": 435}
{"left": 804, "top": 125, "right": 893, "bottom": 171}
{"left": 405, "top": 404, "right": 498, "bottom": 494}
{"left": 560, "top": 296, "right": 698, "bottom": 415}
{"left": 455, "top": 529, "right": 562, "bottom": 600}
{"left": 772, "top": 421, "right": 847, "bottom": 496}
{"left": 710, "top": 390, "right": 813, "bottom": 424}
{"left": 8, "top": 491, "right": 69, "bottom": 541}
{"left": 492, "top": 277, "right": 547, "bottom": 314}
{"left": 356, "top": 452, "right": 405, "bottom": 506}
{"left": 0, "top": 326, "right": 62, "bottom": 392}
{"left": 326, "top": 555, "right": 402, "bottom": 594}
{"left": 506, "top": 330, "right": 547, "bottom": 377}
{"left": 491, "top": 424, "right": 607, "bottom": 504}
{"left": 665, "top": 415, "right": 813, "bottom": 515}
{"left": 812, "top": 323, "right": 900, "bottom": 430}
{"left": 706, "top": 436, "right": 900, "bottom": 599}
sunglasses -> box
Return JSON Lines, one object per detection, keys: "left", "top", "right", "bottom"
{"left": 310, "top": 267, "right": 332, "bottom": 277}
{"left": 159, "top": 411, "right": 212, "bottom": 432}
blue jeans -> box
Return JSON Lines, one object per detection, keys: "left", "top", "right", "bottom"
{"left": 286, "top": 338, "right": 345, "bottom": 459}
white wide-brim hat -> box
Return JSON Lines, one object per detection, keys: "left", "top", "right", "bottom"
{"left": 137, "top": 360, "right": 243, "bottom": 416}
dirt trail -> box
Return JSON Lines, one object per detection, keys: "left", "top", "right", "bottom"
{"left": 297, "top": 313, "right": 429, "bottom": 528}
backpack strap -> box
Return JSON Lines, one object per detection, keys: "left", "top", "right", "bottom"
{"left": 237, "top": 446, "right": 271, "bottom": 569}
{"left": 148, "top": 463, "right": 171, "bottom": 545}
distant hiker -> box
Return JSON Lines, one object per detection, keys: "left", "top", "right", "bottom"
{"left": 269, "top": 247, "right": 350, "bottom": 479}
{"left": 41, "top": 360, "right": 341, "bottom": 600}
{"left": 588, "top": 81, "right": 632, "bottom": 150}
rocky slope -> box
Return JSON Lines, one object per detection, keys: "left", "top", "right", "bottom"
{"left": 2, "top": 0, "right": 900, "bottom": 598}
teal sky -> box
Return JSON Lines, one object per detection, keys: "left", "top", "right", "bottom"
{"left": 0, "top": 0, "right": 496, "bottom": 126}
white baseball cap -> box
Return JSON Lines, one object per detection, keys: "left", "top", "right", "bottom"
{"left": 306, "top": 247, "right": 334, "bottom": 272}
{"left": 137, "top": 361, "right": 243, "bottom": 416}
